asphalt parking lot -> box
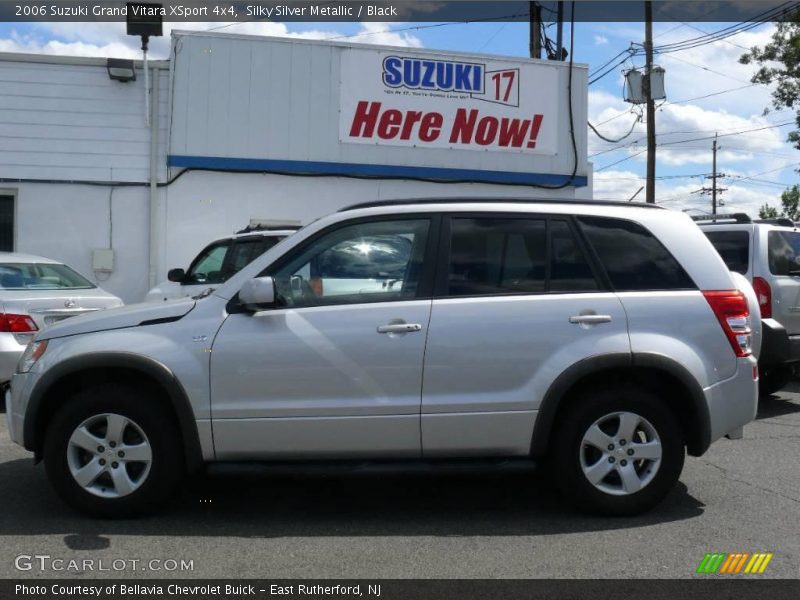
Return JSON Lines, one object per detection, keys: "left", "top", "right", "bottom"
{"left": 0, "top": 388, "right": 798, "bottom": 580}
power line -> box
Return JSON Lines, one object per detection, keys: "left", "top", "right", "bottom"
{"left": 594, "top": 124, "right": 795, "bottom": 170}
{"left": 598, "top": 172, "right": 710, "bottom": 181}
{"left": 595, "top": 149, "right": 648, "bottom": 171}
{"left": 679, "top": 22, "right": 751, "bottom": 51}
{"left": 589, "top": 3, "right": 795, "bottom": 87}
{"left": 658, "top": 53, "right": 754, "bottom": 85}
{"left": 589, "top": 119, "right": 792, "bottom": 158}
{"left": 667, "top": 83, "right": 759, "bottom": 105}
{"left": 658, "top": 121, "right": 794, "bottom": 146}
{"left": 650, "top": 2, "right": 795, "bottom": 53}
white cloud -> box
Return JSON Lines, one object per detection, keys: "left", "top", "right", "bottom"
{"left": 594, "top": 35, "right": 609, "bottom": 45}
{"left": 341, "top": 22, "right": 423, "bottom": 48}
{"left": 0, "top": 21, "right": 422, "bottom": 59}
{"left": 592, "top": 167, "right": 788, "bottom": 217}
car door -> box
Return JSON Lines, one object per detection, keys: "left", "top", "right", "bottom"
{"left": 210, "top": 216, "right": 438, "bottom": 460}
{"left": 421, "top": 214, "right": 630, "bottom": 457}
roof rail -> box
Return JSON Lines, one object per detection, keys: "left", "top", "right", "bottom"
{"left": 754, "top": 218, "right": 797, "bottom": 227}
{"left": 338, "top": 198, "right": 664, "bottom": 212}
{"left": 691, "top": 213, "right": 752, "bottom": 224}
{"left": 235, "top": 224, "right": 303, "bottom": 234}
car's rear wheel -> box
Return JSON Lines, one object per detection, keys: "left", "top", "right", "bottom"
{"left": 44, "top": 383, "right": 184, "bottom": 517}
{"left": 552, "top": 384, "right": 685, "bottom": 516}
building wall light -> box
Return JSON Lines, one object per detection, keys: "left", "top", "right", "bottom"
{"left": 107, "top": 58, "right": 136, "bottom": 82}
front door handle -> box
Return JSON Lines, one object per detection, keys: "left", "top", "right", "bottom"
{"left": 377, "top": 323, "right": 422, "bottom": 334}
{"left": 569, "top": 314, "right": 612, "bottom": 325}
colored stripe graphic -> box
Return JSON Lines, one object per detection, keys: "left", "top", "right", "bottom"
{"left": 698, "top": 552, "right": 773, "bottom": 574}
{"left": 697, "top": 553, "right": 726, "bottom": 573}
{"left": 744, "top": 553, "right": 774, "bottom": 574}
{"left": 719, "top": 553, "right": 738, "bottom": 574}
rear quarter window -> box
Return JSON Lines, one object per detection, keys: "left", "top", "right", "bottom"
{"left": 768, "top": 230, "right": 800, "bottom": 276}
{"left": 703, "top": 230, "right": 750, "bottom": 274}
{"left": 577, "top": 216, "right": 696, "bottom": 291}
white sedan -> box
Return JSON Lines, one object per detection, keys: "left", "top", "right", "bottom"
{"left": 0, "top": 253, "right": 122, "bottom": 384}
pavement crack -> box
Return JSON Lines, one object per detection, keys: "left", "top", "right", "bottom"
{"left": 696, "top": 458, "right": 800, "bottom": 506}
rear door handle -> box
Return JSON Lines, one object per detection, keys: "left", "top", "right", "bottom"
{"left": 377, "top": 323, "right": 422, "bottom": 334}
{"left": 569, "top": 315, "right": 612, "bottom": 325}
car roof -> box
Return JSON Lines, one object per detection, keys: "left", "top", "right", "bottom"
{"left": 0, "top": 252, "right": 61, "bottom": 264}
{"left": 206, "top": 229, "right": 298, "bottom": 245}
{"left": 339, "top": 198, "right": 664, "bottom": 212}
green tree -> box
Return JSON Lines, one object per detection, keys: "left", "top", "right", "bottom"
{"left": 760, "top": 204, "right": 780, "bottom": 219}
{"left": 781, "top": 184, "right": 800, "bottom": 220}
{"left": 740, "top": 14, "right": 800, "bottom": 148}
{"left": 756, "top": 186, "right": 800, "bottom": 220}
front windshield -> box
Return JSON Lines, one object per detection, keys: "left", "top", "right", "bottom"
{"left": 0, "top": 263, "right": 95, "bottom": 290}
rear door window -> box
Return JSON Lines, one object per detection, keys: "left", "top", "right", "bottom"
{"left": 768, "top": 230, "right": 800, "bottom": 275}
{"left": 447, "top": 218, "right": 546, "bottom": 296}
{"left": 704, "top": 230, "right": 750, "bottom": 274}
{"left": 444, "top": 217, "right": 598, "bottom": 296}
{"left": 577, "top": 216, "right": 695, "bottom": 291}
{"left": 550, "top": 220, "right": 599, "bottom": 292}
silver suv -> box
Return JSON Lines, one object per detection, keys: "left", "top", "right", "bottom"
{"left": 698, "top": 214, "right": 800, "bottom": 396}
{"left": 5, "top": 200, "right": 758, "bottom": 517}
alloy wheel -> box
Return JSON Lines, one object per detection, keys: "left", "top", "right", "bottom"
{"left": 579, "top": 411, "right": 662, "bottom": 496}
{"left": 66, "top": 413, "right": 153, "bottom": 498}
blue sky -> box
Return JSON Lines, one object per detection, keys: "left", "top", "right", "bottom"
{"left": 0, "top": 18, "right": 793, "bottom": 215}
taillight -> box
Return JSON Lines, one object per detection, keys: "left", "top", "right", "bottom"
{"left": 703, "top": 290, "right": 752, "bottom": 357}
{"left": 0, "top": 313, "right": 38, "bottom": 333}
{"left": 752, "top": 277, "right": 772, "bottom": 318}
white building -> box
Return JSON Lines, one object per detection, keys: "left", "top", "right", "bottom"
{"left": 0, "top": 30, "right": 590, "bottom": 303}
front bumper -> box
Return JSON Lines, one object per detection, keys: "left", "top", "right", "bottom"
{"left": 705, "top": 355, "right": 759, "bottom": 444}
{"left": 5, "top": 385, "right": 22, "bottom": 446}
{"left": 5, "top": 370, "right": 35, "bottom": 448}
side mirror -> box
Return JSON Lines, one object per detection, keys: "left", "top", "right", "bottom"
{"left": 239, "top": 276, "right": 275, "bottom": 310}
{"left": 167, "top": 268, "right": 185, "bottom": 283}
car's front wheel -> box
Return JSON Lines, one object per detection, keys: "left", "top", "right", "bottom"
{"left": 44, "top": 383, "right": 184, "bottom": 517}
{"left": 552, "top": 384, "right": 685, "bottom": 516}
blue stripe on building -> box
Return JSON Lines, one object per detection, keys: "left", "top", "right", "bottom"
{"left": 167, "top": 155, "right": 588, "bottom": 188}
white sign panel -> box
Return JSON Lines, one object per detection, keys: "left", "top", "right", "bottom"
{"left": 339, "top": 48, "right": 559, "bottom": 155}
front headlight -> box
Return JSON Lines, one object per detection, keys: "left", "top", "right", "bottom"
{"left": 17, "top": 340, "right": 48, "bottom": 374}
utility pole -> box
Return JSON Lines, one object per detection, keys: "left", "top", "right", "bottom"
{"left": 644, "top": 1, "right": 656, "bottom": 203}
{"left": 712, "top": 135, "right": 718, "bottom": 215}
{"left": 701, "top": 134, "right": 727, "bottom": 213}
{"left": 530, "top": 1, "right": 541, "bottom": 59}
{"left": 556, "top": 1, "right": 564, "bottom": 60}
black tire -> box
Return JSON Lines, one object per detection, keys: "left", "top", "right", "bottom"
{"left": 551, "top": 384, "right": 685, "bottom": 516}
{"left": 43, "top": 383, "right": 185, "bottom": 518}
{"left": 759, "top": 365, "right": 792, "bottom": 398}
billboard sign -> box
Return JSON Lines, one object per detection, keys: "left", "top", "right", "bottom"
{"left": 339, "top": 48, "right": 560, "bottom": 155}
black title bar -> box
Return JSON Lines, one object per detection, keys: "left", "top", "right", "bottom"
{"left": 2, "top": 1, "right": 800, "bottom": 23}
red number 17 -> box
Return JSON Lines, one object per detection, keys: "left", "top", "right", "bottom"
{"left": 491, "top": 70, "right": 516, "bottom": 102}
